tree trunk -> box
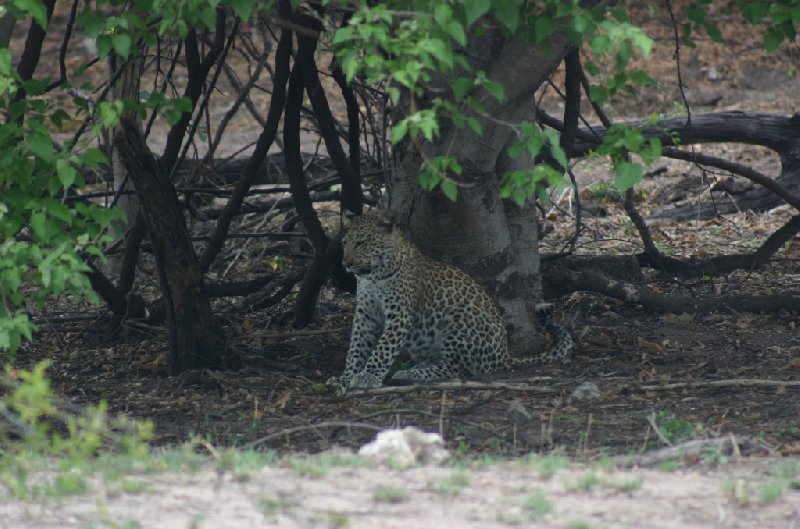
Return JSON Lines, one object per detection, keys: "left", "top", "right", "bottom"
{"left": 389, "top": 32, "right": 572, "bottom": 353}
{"left": 0, "top": 11, "right": 16, "bottom": 48}
{"left": 114, "top": 119, "right": 230, "bottom": 374}
{"left": 107, "top": 49, "right": 144, "bottom": 278}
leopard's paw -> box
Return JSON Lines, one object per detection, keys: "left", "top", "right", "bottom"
{"left": 391, "top": 369, "right": 416, "bottom": 380}
{"left": 348, "top": 371, "right": 384, "bottom": 389}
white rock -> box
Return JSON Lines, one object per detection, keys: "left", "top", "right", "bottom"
{"left": 358, "top": 426, "right": 450, "bottom": 467}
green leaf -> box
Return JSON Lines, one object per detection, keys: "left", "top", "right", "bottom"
{"left": 482, "top": 79, "right": 505, "bottom": 101}
{"left": 29, "top": 211, "right": 47, "bottom": 241}
{"left": 112, "top": 33, "right": 132, "bottom": 58}
{"left": 428, "top": 38, "right": 454, "bottom": 69}
{"left": 534, "top": 17, "right": 555, "bottom": 43}
{"left": 615, "top": 161, "right": 643, "bottom": 192}
{"left": 452, "top": 77, "right": 473, "bottom": 100}
{"left": 391, "top": 120, "right": 408, "bottom": 144}
{"left": 465, "top": 0, "right": 491, "bottom": 26}
{"left": 0, "top": 49, "right": 11, "bottom": 76}
{"left": 629, "top": 70, "right": 656, "bottom": 86}
{"left": 229, "top": 0, "right": 255, "bottom": 22}
{"left": 741, "top": 2, "right": 768, "bottom": 24}
{"left": 14, "top": 0, "right": 48, "bottom": 30}
{"left": 466, "top": 116, "right": 482, "bottom": 136}
{"left": 56, "top": 159, "right": 77, "bottom": 189}
{"left": 434, "top": 3, "right": 452, "bottom": 26}
{"left": 96, "top": 34, "right": 113, "bottom": 59}
{"left": 685, "top": 6, "right": 707, "bottom": 24}
{"left": 764, "top": 27, "right": 784, "bottom": 52}
{"left": 492, "top": 0, "right": 521, "bottom": 32}
{"left": 702, "top": 21, "right": 723, "bottom": 42}
{"left": 440, "top": 179, "right": 458, "bottom": 201}
{"left": 447, "top": 21, "right": 467, "bottom": 47}
{"left": 27, "top": 130, "right": 54, "bottom": 162}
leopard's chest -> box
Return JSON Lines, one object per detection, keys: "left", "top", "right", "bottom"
{"left": 357, "top": 270, "right": 457, "bottom": 362}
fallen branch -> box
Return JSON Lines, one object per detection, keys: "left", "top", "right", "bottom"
{"left": 245, "top": 421, "right": 383, "bottom": 448}
{"left": 641, "top": 379, "right": 800, "bottom": 391}
{"left": 340, "top": 379, "right": 558, "bottom": 396}
{"left": 615, "top": 435, "right": 772, "bottom": 468}
{"left": 546, "top": 268, "right": 800, "bottom": 313}
{"left": 254, "top": 326, "right": 350, "bottom": 338}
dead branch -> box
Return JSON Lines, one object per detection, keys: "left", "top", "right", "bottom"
{"left": 253, "top": 327, "right": 350, "bottom": 338}
{"left": 340, "top": 379, "right": 559, "bottom": 396}
{"left": 641, "top": 379, "right": 800, "bottom": 391}
{"left": 245, "top": 421, "right": 383, "bottom": 448}
{"left": 546, "top": 267, "right": 800, "bottom": 313}
{"left": 614, "top": 435, "right": 771, "bottom": 468}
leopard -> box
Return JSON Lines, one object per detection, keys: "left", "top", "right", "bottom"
{"left": 329, "top": 208, "right": 573, "bottom": 393}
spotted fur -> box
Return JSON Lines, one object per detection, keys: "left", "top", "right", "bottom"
{"left": 331, "top": 209, "right": 573, "bottom": 392}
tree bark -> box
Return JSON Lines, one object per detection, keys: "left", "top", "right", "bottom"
{"left": 390, "top": 31, "right": 573, "bottom": 352}
{"left": 107, "top": 49, "right": 144, "bottom": 278}
{"left": 114, "top": 119, "right": 230, "bottom": 374}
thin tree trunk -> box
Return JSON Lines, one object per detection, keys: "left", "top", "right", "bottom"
{"left": 107, "top": 49, "right": 144, "bottom": 278}
{"left": 114, "top": 120, "right": 230, "bottom": 374}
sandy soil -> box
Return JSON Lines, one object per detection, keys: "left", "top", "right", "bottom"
{"left": 1, "top": 455, "right": 799, "bottom": 529}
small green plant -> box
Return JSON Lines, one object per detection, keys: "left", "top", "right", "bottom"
{"left": 436, "top": 469, "right": 470, "bottom": 496}
{"left": 700, "top": 448, "right": 728, "bottom": 466}
{"left": 527, "top": 454, "right": 569, "bottom": 479}
{"left": 0, "top": 361, "right": 153, "bottom": 500}
{"left": 655, "top": 458, "right": 681, "bottom": 472}
{"left": 609, "top": 476, "right": 643, "bottom": 493}
{"left": 52, "top": 470, "right": 89, "bottom": 496}
{"left": 759, "top": 481, "right": 783, "bottom": 505}
{"left": 721, "top": 479, "right": 751, "bottom": 506}
{"left": 585, "top": 181, "right": 625, "bottom": 201}
{"left": 259, "top": 496, "right": 292, "bottom": 522}
{"left": 654, "top": 411, "right": 702, "bottom": 444}
{"left": 290, "top": 458, "right": 330, "bottom": 479}
{"left": 287, "top": 452, "right": 370, "bottom": 479}
{"left": 372, "top": 484, "right": 410, "bottom": 503}
{"left": 522, "top": 489, "right": 553, "bottom": 519}
{"left": 568, "top": 520, "right": 591, "bottom": 529}
{"left": 328, "top": 512, "right": 351, "bottom": 529}
{"left": 120, "top": 478, "right": 149, "bottom": 494}
{"left": 573, "top": 471, "right": 600, "bottom": 491}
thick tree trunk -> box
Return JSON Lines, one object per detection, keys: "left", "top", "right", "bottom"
{"left": 114, "top": 120, "right": 230, "bottom": 374}
{"left": 390, "top": 33, "right": 572, "bottom": 353}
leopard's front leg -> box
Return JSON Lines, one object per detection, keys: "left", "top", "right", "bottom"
{"left": 328, "top": 286, "right": 383, "bottom": 391}
{"left": 347, "top": 316, "right": 407, "bottom": 390}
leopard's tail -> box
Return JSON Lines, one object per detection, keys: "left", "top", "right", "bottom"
{"left": 509, "top": 303, "right": 574, "bottom": 366}
{"left": 534, "top": 302, "right": 574, "bottom": 362}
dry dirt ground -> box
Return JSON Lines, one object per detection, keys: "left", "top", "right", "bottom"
{"left": 2, "top": 454, "right": 800, "bottom": 529}
{"left": 4, "top": 1, "right": 800, "bottom": 528}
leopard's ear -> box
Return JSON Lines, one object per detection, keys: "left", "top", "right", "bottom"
{"left": 376, "top": 208, "right": 403, "bottom": 233}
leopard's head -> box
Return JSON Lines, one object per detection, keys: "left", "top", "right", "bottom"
{"left": 341, "top": 209, "right": 405, "bottom": 277}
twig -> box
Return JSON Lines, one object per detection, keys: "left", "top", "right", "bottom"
{"left": 253, "top": 327, "right": 350, "bottom": 338}
{"left": 245, "top": 421, "right": 383, "bottom": 448}
{"left": 641, "top": 379, "right": 800, "bottom": 391}
{"left": 615, "top": 435, "right": 772, "bottom": 468}
{"left": 646, "top": 411, "right": 673, "bottom": 447}
{"left": 342, "top": 379, "right": 558, "bottom": 396}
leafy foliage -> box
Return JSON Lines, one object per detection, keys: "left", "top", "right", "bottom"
{"left": 332, "top": 0, "right": 792, "bottom": 201}
{"left": 0, "top": 0, "right": 794, "bottom": 356}
{"left": 332, "top": 1, "right": 657, "bottom": 199}
{"left": 0, "top": 52, "right": 121, "bottom": 358}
